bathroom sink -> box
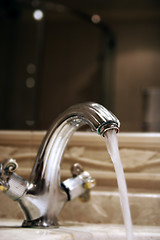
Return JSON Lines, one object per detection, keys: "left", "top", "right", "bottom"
{"left": 60, "top": 190, "right": 160, "bottom": 226}
{"left": 0, "top": 219, "right": 160, "bottom": 240}
{"left": 0, "top": 190, "right": 160, "bottom": 240}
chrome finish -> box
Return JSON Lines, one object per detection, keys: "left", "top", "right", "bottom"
{"left": 0, "top": 159, "right": 28, "bottom": 199}
{"left": 3, "top": 159, "right": 18, "bottom": 173}
{"left": 0, "top": 102, "right": 120, "bottom": 228}
{"left": 5, "top": 173, "right": 28, "bottom": 200}
{"left": 71, "top": 163, "right": 84, "bottom": 177}
{"left": 0, "top": 159, "right": 19, "bottom": 192}
{"left": 62, "top": 170, "right": 96, "bottom": 201}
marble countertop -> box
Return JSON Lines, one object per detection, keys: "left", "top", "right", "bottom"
{"left": 0, "top": 219, "right": 160, "bottom": 240}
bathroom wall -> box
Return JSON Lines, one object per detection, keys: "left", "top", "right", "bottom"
{"left": 0, "top": 1, "right": 160, "bottom": 131}
{"left": 40, "top": 9, "right": 160, "bottom": 132}
{"left": 111, "top": 17, "right": 160, "bottom": 131}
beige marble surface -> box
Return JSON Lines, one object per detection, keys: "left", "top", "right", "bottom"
{"left": 0, "top": 132, "right": 160, "bottom": 189}
{"left": 0, "top": 219, "right": 160, "bottom": 240}
{"left": 0, "top": 190, "right": 160, "bottom": 227}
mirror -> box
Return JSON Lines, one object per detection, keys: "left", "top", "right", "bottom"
{"left": 0, "top": 1, "right": 160, "bottom": 132}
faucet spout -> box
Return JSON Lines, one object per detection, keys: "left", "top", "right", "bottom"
{"left": 0, "top": 102, "right": 120, "bottom": 228}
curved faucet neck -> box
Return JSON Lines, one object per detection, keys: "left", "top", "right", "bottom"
{"left": 30, "top": 103, "right": 119, "bottom": 185}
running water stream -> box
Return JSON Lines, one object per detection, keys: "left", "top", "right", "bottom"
{"left": 104, "top": 130, "right": 134, "bottom": 240}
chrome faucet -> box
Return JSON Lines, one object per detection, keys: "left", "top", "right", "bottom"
{"left": 0, "top": 102, "right": 120, "bottom": 228}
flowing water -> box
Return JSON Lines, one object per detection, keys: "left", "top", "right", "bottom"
{"left": 104, "top": 130, "right": 134, "bottom": 240}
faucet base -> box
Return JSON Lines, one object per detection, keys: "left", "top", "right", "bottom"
{"left": 22, "top": 216, "right": 59, "bottom": 228}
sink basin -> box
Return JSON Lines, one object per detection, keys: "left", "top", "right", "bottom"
{"left": 0, "top": 219, "right": 160, "bottom": 240}
{"left": 0, "top": 190, "right": 160, "bottom": 240}
{"left": 60, "top": 190, "right": 160, "bottom": 226}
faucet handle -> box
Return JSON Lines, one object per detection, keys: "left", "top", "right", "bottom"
{"left": 71, "top": 163, "right": 84, "bottom": 177}
{"left": 62, "top": 163, "right": 96, "bottom": 202}
{"left": 79, "top": 170, "right": 96, "bottom": 202}
{"left": 2, "top": 159, "right": 18, "bottom": 174}
{"left": 0, "top": 159, "right": 28, "bottom": 200}
{"left": 0, "top": 159, "right": 18, "bottom": 193}
{"left": 0, "top": 158, "right": 18, "bottom": 180}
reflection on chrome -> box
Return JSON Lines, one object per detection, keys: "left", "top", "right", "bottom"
{"left": 0, "top": 102, "right": 120, "bottom": 228}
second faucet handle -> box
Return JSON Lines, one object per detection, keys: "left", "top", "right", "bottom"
{"left": 62, "top": 163, "right": 96, "bottom": 202}
{"left": 71, "top": 163, "right": 84, "bottom": 177}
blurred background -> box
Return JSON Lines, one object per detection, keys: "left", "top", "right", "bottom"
{"left": 0, "top": 0, "right": 160, "bottom": 132}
